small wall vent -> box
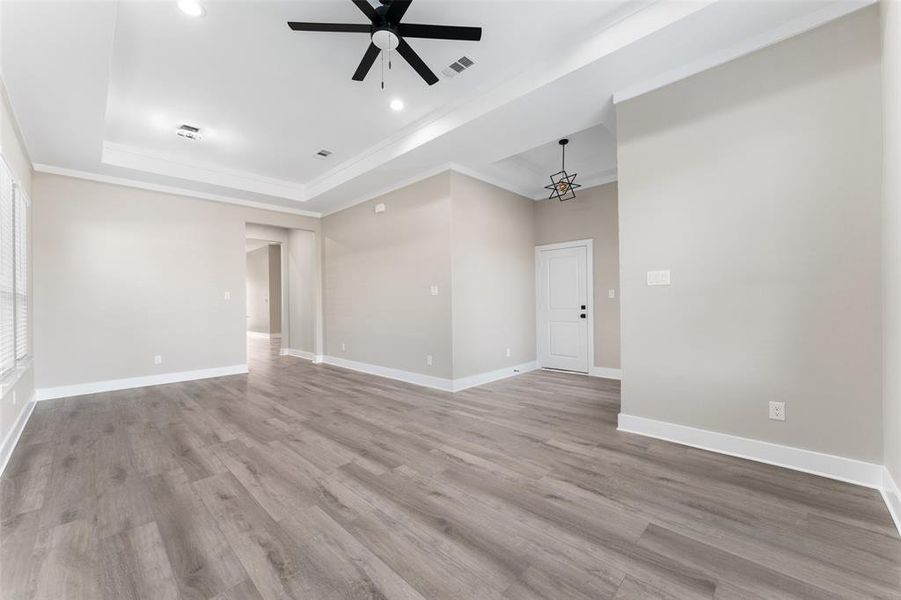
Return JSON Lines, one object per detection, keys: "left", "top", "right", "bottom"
{"left": 176, "top": 124, "right": 202, "bottom": 141}
{"left": 441, "top": 56, "right": 475, "bottom": 79}
{"left": 314, "top": 149, "right": 333, "bottom": 159}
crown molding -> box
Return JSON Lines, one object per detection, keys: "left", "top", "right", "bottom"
{"left": 0, "top": 76, "right": 35, "bottom": 172}
{"left": 613, "top": 0, "right": 876, "bottom": 105}
{"left": 448, "top": 162, "right": 538, "bottom": 199}
{"left": 318, "top": 163, "right": 453, "bottom": 217}
{"left": 101, "top": 141, "right": 307, "bottom": 201}
{"left": 319, "top": 161, "right": 542, "bottom": 218}
{"left": 32, "top": 164, "right": 321, "bottom": 218}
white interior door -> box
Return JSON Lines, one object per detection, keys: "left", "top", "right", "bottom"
{"left": 537, "top": 243, "right": 590, "bottom": 373}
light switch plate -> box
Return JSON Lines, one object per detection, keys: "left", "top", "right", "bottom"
{"left": 647, "top": 270, "right": 671, "bottom": 286}
{"left": 374, "top": 203, "right": 386, "bottom": 214}
{"left": 608, "top": 289, "right": 616, "bottom": 299}
{"left": 224, "top": 291, "right": 231, "bottom": 300}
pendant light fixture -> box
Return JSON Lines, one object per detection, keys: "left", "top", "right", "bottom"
{"left": 545, "top": 138, "right": 580, "bottom": 201}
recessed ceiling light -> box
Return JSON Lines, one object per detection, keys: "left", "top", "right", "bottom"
{"left": 177, "top": 0, "right": 204, "bottom": 17}
{"left": 390, "top": 98, "right": 404, "bottom": 112}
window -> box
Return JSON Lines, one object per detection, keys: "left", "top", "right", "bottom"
{"left": 0, "top": 157, "right": 29, "bottom": 381}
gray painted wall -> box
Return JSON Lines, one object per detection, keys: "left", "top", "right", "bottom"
{"left": 323, "top": 173, "right": 454, "bottom": 377}
{"left": 451, "top": 172, "right": 535, "bottom": 378}
{"left": 268, "top": 245, "right": 281, "bottom": 335}
{"left": 323, "top": 171, "right": 541, "bottom": 380}
{"left": 882, "top": 0, "right": 901, "bottom": 485}
{"left": 617, "top": 7, "right": 883, "bottom": 462}
{"left": 245, "top": 246, "right": 271, "bottom": 334}
{"left": 32, "top": 172, "right": 319, "bottom": 388}
{"left": 287, "top": 229, "right": 317, "bottom": 354}
{"left": 534, "top": 182, "right": 620, "bottom": 370}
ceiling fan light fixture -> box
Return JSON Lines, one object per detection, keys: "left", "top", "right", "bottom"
{"left": 372, "top": 28, "right": 400, "bottom": 51}
{"left": 286, "top": 0, "right": 482, "bottom": 87}
{"left": 177, "top": 0, "right": 205, "bottom": 18}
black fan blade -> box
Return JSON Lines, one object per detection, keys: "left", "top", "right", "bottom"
{"left": 352, "top": 43, "right": 381, "bottom": 81}
{"left": 399, "top": 23, "right": 481, "bottom": 41}
{"left": 288, "top": 22, "right": 371, "bottom": 33}
{"left": 351, "top": 0, "right": 378, "bottom": 22}
{"left": 385, "top": 0, "right": 412, "bottom": 23}
{"left": 396, "top": 38, "right": 438, "bottom": 85}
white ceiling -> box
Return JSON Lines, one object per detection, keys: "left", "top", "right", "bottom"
{"left": 0, "top": 0, "right": 874, "bottom": 215}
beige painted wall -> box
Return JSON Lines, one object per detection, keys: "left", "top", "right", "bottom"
{"left": 323, "top": 173, "right": 454, "bottom": 377}
{"left": 32, "top": 173, "right": 319, "bottom": 389}
{"left": 268, "top": 245, "right": 281, "bottom": 335}
{"left": 287, "top": 229, "right": 317, "bottom": 354}
{"left": 882, "top": 0, "right": 901, "bottom": 484}
{"left": 617, "top": 7, "right": 883, "bottom": 461}
{"left": 0, "top": 78, "right": 33, "bottom": 455}
{"left": 451, "top": 172, "right": 535, "bottom": 378}
{"left": 245, "top": 246, "right": 271, "bottom": 334}
{"left": 534, "top": 182, "right": 620, "bottom": 370}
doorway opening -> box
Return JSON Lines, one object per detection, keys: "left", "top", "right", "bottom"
{"left": 244, "top": 223, "right": 320, "bottom": 362}
{"left": 245, "top": 240, "right": 281, "bottom": 339}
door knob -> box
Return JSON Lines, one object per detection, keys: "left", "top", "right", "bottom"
{"left": 580, "top": 314, "right": 586, "bottom": 319}
{"left": 581, "top": 305, "right": 586, "bottom": 310}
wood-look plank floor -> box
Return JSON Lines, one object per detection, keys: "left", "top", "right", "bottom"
{"left": 2, "top": 338, "right": 900, "bottom": 599}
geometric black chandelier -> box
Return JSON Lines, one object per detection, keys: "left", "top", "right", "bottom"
{"left": 545, "top": 138, "right": 580, "bottom": 201}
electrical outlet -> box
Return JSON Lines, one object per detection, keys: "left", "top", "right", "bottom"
{"left": 11, "top": 391, "right": 16, "bottom": 406}
{"left": 768, "top": 401, "right": 785, "bottom": 421}
{"left": 341, "top": 343, "right": 346, "bottom": 353}
{"left": 154, "top": 355, "right": 163, "bottom": 365}
{"left": 426, "top": 355, "right": 433, "bottom": 366}
{"left": 430, "top": 285, "right": 439, "bottom": 296}
{"left": 505, "top": 347, "right": 511, "bottom": 358}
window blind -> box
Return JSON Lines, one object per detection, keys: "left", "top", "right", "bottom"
{"left": 14, "top": 184, "right": 27, "bottom": 361}
{"left": 0, "top": 162, "right": 14, "bottom": 378}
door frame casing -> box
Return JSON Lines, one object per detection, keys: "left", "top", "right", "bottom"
{"left": 534, "top": 239, "right": 594, "bottom": 373}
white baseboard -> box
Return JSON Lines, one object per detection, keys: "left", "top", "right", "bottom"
{"left": 35, "top": 364, "right": 249, "bottom": 401}
{"left": 318, "top": 356, "right": 539, "bottom": 393}
{"left": 320, "top": 356, "right": 454, "bottom": 391}
{"left": 589, "top": 366, "right": 622, "bottom": 380}
{"left": 452, "top": 362, "right": 539, "bottom": 392}
{"left": 882, "top": 467, "right": 901, "bottom": 537}
{"left": 247, "top": 331, "right": 280, "bottom": 339}
{"left": 0, "top": 395, "right": 35, "bottom": 476}
{"left": 280, "top": 348, "right": 316, "bottom": 361}
{"left": 617, "top": 413, "right": 884, "bottom": 489}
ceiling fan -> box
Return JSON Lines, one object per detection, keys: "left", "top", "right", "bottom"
{"left": 287, "top": 0, "right": 482, "bottom": 86}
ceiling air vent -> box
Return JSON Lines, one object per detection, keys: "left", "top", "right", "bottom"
{"left": 441, "top": 56, "right": 475, "bottom": 79}
{"left": 176, "top": 124, "right": 202, "bottom": 141}
{"left": 314, "top": 149, "right": 333, "bottom": 159}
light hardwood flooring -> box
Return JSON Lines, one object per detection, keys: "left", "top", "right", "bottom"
{"left": 2, "top": 337, "right": 900, "bottom": 599}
